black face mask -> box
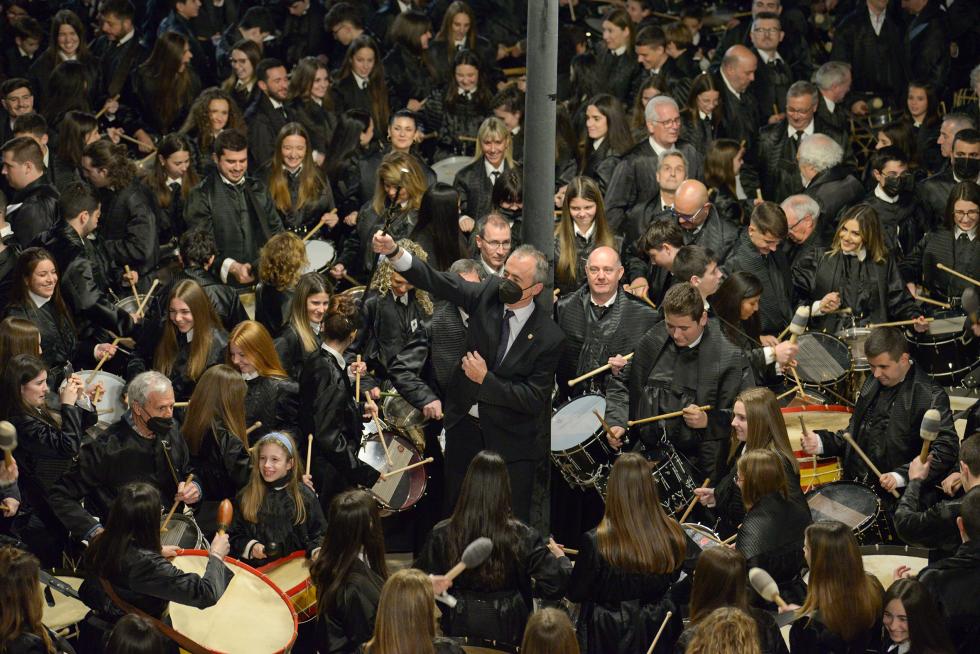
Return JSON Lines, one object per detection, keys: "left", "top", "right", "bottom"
{"left": 146, "top": 416, "right": 174, "bottom": 437}
{"left": 953, "top": 156, "right": 980, "bottom": 181}
{"left": 882, "top": 173, "right": 914, "bottom": 197}
{"left": 498, "top": 277, "right": 532, "bottom": 305}
{"left": 497, "top": 207, "right": 521, "bottom": 223}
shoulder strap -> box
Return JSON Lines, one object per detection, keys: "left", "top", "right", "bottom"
{"left": 98, "top": 577, "right": 210, "bottom": 654}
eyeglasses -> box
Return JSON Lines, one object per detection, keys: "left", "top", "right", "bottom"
{"left": 481, "top": 239, "right": 511, "bottom": 250}
{"left": 953, "top": 209, "right": 980, "bottom": 219}
{"left": 653, "top": 117, "right": 681, "bottom": 127}
{"left": 672, "top": 205, "right": 706, "bottom": 224}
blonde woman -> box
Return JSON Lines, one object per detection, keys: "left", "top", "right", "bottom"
{"left": 453, "top": 117, "right": 514, "bottom": 223}
{"left": 255, "top": 232, "right": 308, "bottom": 338}
{"left": 553, "top": 176, "right": 616, "bottom": 295}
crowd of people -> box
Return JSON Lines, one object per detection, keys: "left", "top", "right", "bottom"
{"left": 1, "top": 0, "right": 980, "bottom": 652}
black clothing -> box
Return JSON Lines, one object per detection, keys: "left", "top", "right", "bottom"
{"left": 175, "top": 266, "right": 248, "bottom": 333}
{"left": 357, "top": 147, "right": 436, "bottom": 208}
{"left": 188, "top": 422, "right": 251, "bottom": 503}
{"left": 567, "top": 529, "right": 685, "bottom": 654}
{"left": 130, "top": 67, "right": 200, "bottom": 136}
{"left": 127, "top": 327, "right": 227, "bottom": 401}
{"left": 604, "top": 140, "right": 703, "bottom": 232}
{"left": 830, "top": 6, "right": 906, "bottom": 106}
{"left": 290, "top": 98, "right": 338, "bottom": 157}
{"left": 6, "top": 177, "right": 59, "bottom": 248}
{"left": 353, "top": 203, "right": 419, "bottom": 275}
{"left": 421, "top": 90, "right": 489, "bottom": 161}
{"left": 669, "top": 208, "right": 741, "bottom": 266}
{"left": 595, "top": 46, "right": 642, "bottom": 104}
{"left": 90, "top": 33, "right": 148, "bottom": 106}
{"left": 894, "top": 477, "right": 964, "bottom": 561}
{"left": 415, "top": 518, "right": 571, "bottom": 648}
{"left": 453, "top": 158, "right": 512, "bottom": 224}
{"left": 229, "top": 484, "right": 326, "bottom": 567}
{"left": 256, "top": 161, "right": 336, "bottom": 234}
{"left": 865, "top": 193, "right": 927, "bottom": 262}
{"left": 916, "top": 168, "right": 957, "bottom": 229}
{"left": 902, "top": 1, "right": 950, "bottom": 93}
{"left": 555, "top": 286, "right": 659, "bottom": 401}
{"left": 715, "top": 72, "right": 762, "bottom": 160}
{"left": 428, "top": 36, "right": 499, "bottom": 86}
{"left": 5, "top": 299, "right": 81, "bottom": 390}
{"left": 804, "top": 166, "right": 866, "bottom": 243}
{"left": 244, "top": 374, "right": 299, "bottom": 445}
{"left": 315, "top": 559, "right": 384, "bottom": 654}
{"left": 298, "top": 345, "right": 381, "bottom": 508}
{"left": 737, "top": 492, "right": 811, "bottom": 607}
{"left": 750, "top": 54, "right": 795, "bottom": 119}
{"left": 156, "top": 11, "right": 214, "bottom": 86}
{"left": 788, "top": 598, "right": 883, "bottom": 654}
{"left": 184, "top": 173, "right": 285, "bottom": 277}
{"left": 95, "top": 180, "right": 159, "bottom": 276}
{"left": 725, "top": 230, "right": 793, "bottom": 334}
{"left": 274, "top": 323, "right": 317, "bottom": 381}
{"left": 793, "top": 250, "right": 920, "bottom": 334}
{"left": 712, "top": 445, "right": 805, "bottom": 532}
{"left": 254, "top": 283, "right": 293, "bottom": 338}
{"left": 709, "top": 184, "right": 753, "bottom": 228}
{"left": 49, "top": 419, "right": 196, "bottom": 540}
{"left": 382, "top": 45, "right": 437, "bottom": 109}
{"left": 757, "top": 120, "right": 847, "bottom": 204}
{"left": 428, "top": 300, "right": 468, "bottom": 398}
{"left": 81, "top": 546, "right": 232, "bottom": 622}
{"left": 818, "top": 363, "right": 959, "bottom": 488}
{"left": 919, "top": 539, "right": 980, "bottom": 653}
{"left": 245, "top": 94, "right": 297, "bottom": 170}
{"left": 901, "top": 229, "right": 980, "bottom": 301}
{"left": 605, "top": 322, "right": 752, "bottom": 482}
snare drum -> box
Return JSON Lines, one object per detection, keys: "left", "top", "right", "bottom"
{"left": 80, "top": 370, "right": 127, "bottom": 425}
{"left": 303, "top": 239, "right": 336, "bottom": 274}
{"left": 909, "top": 310, "right": 979, "bottom": 386}
{"left": 595, "top": 443, "right": 696, "bottom": 513}
{"left": 259, "top": 551, "right": 317, "bottom": 623}
{"left": 782, "top": 405, "right": 850, "bottom": 490}
{"left": 805, "top": 481, "right": 892, "bottom": 544}
{"left": 683, "top": 523, "right": 722, "bottom": 551}
{"left": 41, "top": 576, "right": 86, "bottom": 641}
{"left": 550, "top": 394, "right": 611, "bottom": 489}
{"left": 795, "top": 332, "right": 852, "bottom": 400}
{"left": 859, "top": 544, "right": 930, "bottom": 591}
{"left": 170, "top": 551, "right": 297, "bottom": 654}
{"left": 358, "top": 429, "right": 427, "bottom": 514}
{"left": 160, "top": 513, "right": 206, "bottom": 550}
{"left": 836, "top": 327, "right": 871, "bottom": 396}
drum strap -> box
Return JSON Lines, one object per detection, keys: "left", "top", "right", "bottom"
{"left": 99, "top": 578, "right": 210, "bottom": 654}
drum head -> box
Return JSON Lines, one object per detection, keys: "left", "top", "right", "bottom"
{"left": 432, "top": 156, "right": 473, "bottom": 185}
{"left": 115, "top": 296, "right": 140, "bottom": 315}
{"left": 923, "top": 312, "right": 967, "bottom": 336}
{"left": 160, "top": 513, "right": 205, "bottom": 549}
{"left": 303, "top": 240, "right": 336, "bottom": 273}
{"left": 382, "top": 394, "right": 427, "bottom": 431}
{"left": 860, "top": 548, "right": 929, "bottom": 592}
{"left": 81, "top": 370, "right": 127, "bottom": 425}
{"left": 835, "top": 327, "right": 872, "bottom": 368}
{"left": 551, "top": 395, "right": 606, "bottom": 452}
{"left": 682, "top": 523, "right": 722, "bottom": 551}
{"left": 805, "top": 481, "right": 879, "bottom": 530}
{"left": 796, "top": 333, "right": 851, "bottom": 384}
{"left": 41, "top": 576, "right": 87, "bottom": 631}
{"left": 782, "top": 406, "right": 852, "bottom": 451}
{"left": 170, "top": 552, "right": 297, "bottom": 653}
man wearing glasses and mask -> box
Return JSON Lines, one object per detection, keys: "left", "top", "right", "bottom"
{"left": 371, "top": 229, "right": 564, "bottom": 526}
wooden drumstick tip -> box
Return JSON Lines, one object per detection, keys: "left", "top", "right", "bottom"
{"left": 245, "top": 421, "right": 262, "bottom": 435}
{"left": 215, "top": 498, "right": 233, "bottom": 535}
{"left": 679, "top": 478, "right": 711, "bottom": 523}
{"left": 380, "top": 456, "right": 434, "bottom": 480}
{"left": 306, "top": 433, "right": 313, "bottom": 474}
{"left": 646, "top": 610, "right": 674, "bottom": 654}
{"left": 161, "top": 473, "right": 194, "bottom": 533}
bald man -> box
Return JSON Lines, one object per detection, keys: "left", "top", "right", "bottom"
{"left": 714, "top": 46, "right": 762, "bottom": 158}
{"left": 667, "top": 180, "right": 739, "bottom": 265}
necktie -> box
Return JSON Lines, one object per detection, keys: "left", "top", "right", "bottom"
{"left": 494, "top": 309, "right": 515, "bottom": 368}
{"left": 490, "top": 171, "right": 500, "bottom": 187}
{"left": 591, "top": 303, "right": 609, "bottom": 320}
{"left": 792, "top": 130, "right": 804, "bottom": 148}
{"left": 958, "top": 233, "right": 970, "bottom": 243}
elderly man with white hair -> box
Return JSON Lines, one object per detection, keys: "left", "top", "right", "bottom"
{"left": 49, "top": 371, "right": 200, "bottom": 544}
{"left": 604, "top": 95, "right": 704, "bottom": 231}
{"left": 797, "top": 132, "right": 864, "bottom": 242}
{"left": 780, "top": 194, "right": 823, "bottom": 269}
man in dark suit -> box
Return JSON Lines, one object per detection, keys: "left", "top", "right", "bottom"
{"left": 185, "top": 130, "right": 284, "bottom": 287}
{"left": 373, "top": 230, "right": 564, "bottom": 524}
{"left": 715, "top": 46, "right": 762, "bottom": 160}
{"left": 814, "top": 61, "right": 853, "bottom": 137}
{"left": 747, "top": 12, "right": 796, "bottom": 121}
{"left": 627, "top": 220, "right": 685, "bottom": 308}
{"left": 604, "top": 96, "right": 703, "bottom": 232}
{"left": 901, "top": 0, "right": 950, "bottom": 93}
{"left": 245, "top": 58, "right": 296, "bottom": 169}
{"left": 799, "top": 133, "right": 865, "bottom": 242}
{"left": 634, "top": 25, "right": 690, "bottom": 103}
{"left": 604, "top": 282, "right": 753, "bottom": 483}
{"left": 1, "top": 137, "right": 58, "bottom": 248}
{"left": 725, "top": 202, "right": 793, "bottom": 336}
{"left": 758, "top": 81, "right": 848, "bottom": 204}
{"left": 830, "top": 0, "right": 906, "bottom": 109}
{"left": 780, "top": 194, "right": 825, "bottom": 270}
{"left": 802, "top": 327, "right": 958, "bottom": 499}
{"left": 90, "top": 0, "right": 147, "bottom": 111}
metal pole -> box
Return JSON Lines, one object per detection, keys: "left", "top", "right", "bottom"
{"left": 522, "top": 0, "right": 559, "bottom": 281}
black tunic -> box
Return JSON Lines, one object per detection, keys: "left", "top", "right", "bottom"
{"left": 228, "top": 484, "right": 326, "bottom": 567}
{"left": 736, "top": 492, "right": 812, "bottom": 608}
{"left": 127, "top": 327, "right": 228, "bottom": 402}
{"left": 244, "top": 374, "right": 299, "bottom": 445}
{"left": 315, "top": 559, "right": 384, "bottom": 654}
{"left": 189, "top": 422, "right": 251, "bottom": 503}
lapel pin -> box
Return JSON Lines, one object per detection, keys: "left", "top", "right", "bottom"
{"left": 528, "top": 333, "right": 533, "bottom": 340}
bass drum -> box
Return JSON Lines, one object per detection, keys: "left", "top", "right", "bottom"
{"left": 358, "top": 425, "right": 428, "bottom": 515}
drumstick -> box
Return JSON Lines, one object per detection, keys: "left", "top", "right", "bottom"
{"left": 0, "top": 421, "right": 17, "bottom": 467}
{"left": 303, "top": 212, "right": 336, "bottom": 242}
{"left": 627, "top": 405, "right": 711, "bottom": 427}
{"left": 680, "top": 478, "right": 711, "bottom": 522}
{"left": 559, "top": 545, "right": 578, "bottom": 555}
{"left": 117, "top": 132, "right": 155, "bottom": 151}
{"left": 380, "top": 456, "right": 434, "bottom": 480}
{"left": 139, "top": 150, "right": 157, "bottom": 167}
{"left": 354, "top": 355, "right": 362, "bottom": 401}
{"left": 913, "top": 295, "right": 951, "bottom": 309}
{"left": 568, "top": 0, "right": 576, "bottom": 22}
{"left": 756, "top": 188, "right": 764, "bottom": 203}
{"left": 592, "top": 409, "right": 615, "bottom": 439}
{"left": 306, "top": 433, "right": 313, "bottom": 474}
{"left": 841, "top": 432, "right": 900, "bottom": 498}
{"left": 937, "top": 263, "right": 980, "bottom": 288}
{"left": 749, "top": 567, "right": 788, "bottom": 609}
{"left": 173, "top": 401, "right": 189, "bottom": 408}
{"left": 866, "top": 317, "right": 934, "bottom": 329}
{"left": 161, "top": 474, "right": 194, "bottom": 533}
{"left": 919, "top": 409, "right": 941, "bottom": 463}
{"left": 553, "top": 288, "right": 560, "bottom": 298}
{"left": 370, "top": 397, "right": 394, "bottom": 467}
{"left": 645, "top": 611, "right": 673, "bottom": 654}
{"left": 721, "top": 532, "right": 738, "bottom": 545}
{"left": 786, "top": 306, "right": 810, "bottom": 343}
{"left": 776, "top": 387, "right": 798, "bottom": 401}
{"left": 343, "top": 273, "right": 360, "bottom": 286}
{"left": 245, "top": 421, "right": 262, "bottom": 435}
{"left": 85, "top": 337, "right": 121, "bottom": 384}
{"left": 568, "top": 353, "right": 635, "bottom": 387}
{"left": 215, "top": 498, "right": 233, "bottom": 535}
{"left": 133, "top": 278, "right": 160, "bottom": 319}
{"left": 788, "top": 366, "right": 807, "bottom": 400}
{"left": 124, "top": 264, "right": 141, "bottom": 307}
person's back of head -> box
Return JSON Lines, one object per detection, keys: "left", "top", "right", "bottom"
{"left": 105, "top": 615, "right": 166, "bottom": 654}
{"left": 520, "top": 608, "right": 580, "bottom": 654}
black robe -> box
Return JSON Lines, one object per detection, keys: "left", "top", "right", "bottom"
{"left": 737, "top": 492, "right": 812, "bottom": 608}
{"left": 228, "top": 484, "right": 326, "bottom": 567}
{"left": 244, "top": 374, "right": 299, "bottom": 445}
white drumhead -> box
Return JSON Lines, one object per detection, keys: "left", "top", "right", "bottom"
{"left": 303, "top": 240, "right": 336, "bottom": 273}
{"left": 41, "top": 577, "right": 87, "bottom": 630}
{"left": 861, "top": 554, "right": 928, "bottom": 591}
{"left": 170, "top": 554, "right": 295, "bottom": 653}
{"left": 432, "top": 156, "right": 471, "bottom": 185}
{"left": 79, "top": 370, "right": 127, "bottom": 425}
{"left": 551, "top": 395, "right": 606, "bottom": 451}
{"left": 782, "top": 408, "right": 852, "bottom": 451}
{"left": 928, "top": 315, "right": 966, "bottom": 335}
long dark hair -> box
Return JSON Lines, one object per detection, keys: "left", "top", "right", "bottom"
{"left": 944, "top": 180, "right": 980, "bottom": 232}
{"left": 689, "top": 547, "right": 749, "bottom": 624}
{"left": 138, "top": 31, "right": 194, "bottom": 132}
{"left": 411, "top": 182, "right": 466, "bottom": 271}
{"left": 446, "top": 451, "right": 520, "bottom": 587}
{"left": 84, "top": 483, "right": 163, "bottom": 578}
{"left": 11, "top": 247, "right": 74, "bottom": 333}
{"left": 0, "top": 546, "right": 55, "bottom": 653}
{"left": 42, "top": 61, "right": 91, "bottom": 124}
{"left": 710, "top": 271, "right": 763, "bottom": 346}
{"left": 0, "top": 354, "right": 55, "bottom": 425}
{"left": 584, "top": 93, "right": 633, "bottom": 158}
{"left": 311, "top": 490, "right": 388, "bottom": 612}
{"left": 337, "top": 36, "right": 390, "bottom": 132}
{"left": 55, "top": 110, "right": 98, "bottom": 168}
{"left": 141, "top": 133, "right": 199, "bottom": 209}
{"left": 443, "top": 49, "right": 491, "bottom": 114}
{"left": 882, "top": 578, "right": 955, "bottom": 654}
{"left": 324, "top": 109, "right": 372, "bottom": 180}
